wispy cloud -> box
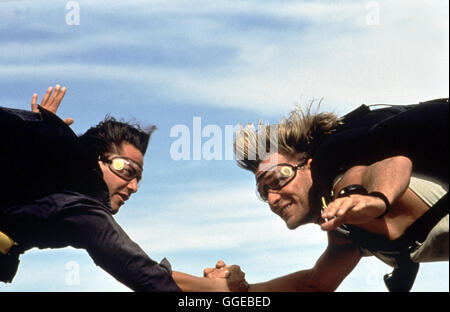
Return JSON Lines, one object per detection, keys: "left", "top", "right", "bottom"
{"left": 117, "top": 182, "right": 328, "bottom": 254}
{"left": 0, "top": 0, "right": 448, "bottom": 292}
{"left": 1, "top": 0, "right": 447, "bottom": 116}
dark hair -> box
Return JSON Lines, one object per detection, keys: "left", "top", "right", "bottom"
{"left": 79, "top": 116, "right": 157, "bottom": 158}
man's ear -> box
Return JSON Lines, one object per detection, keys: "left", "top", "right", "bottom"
{"left": 98, "top": 159, "right": 107, "bottom": 172}
{"left": 306, "top": 158, "right": 313, "bottom": 168}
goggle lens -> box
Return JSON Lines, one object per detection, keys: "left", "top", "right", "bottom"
{"left": 255, "top": 162, "right": 306, "bottom": 202}
{"left": 107, "top": 157, "right": 142, "bottom": 182}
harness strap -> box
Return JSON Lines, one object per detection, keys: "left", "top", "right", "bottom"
{"left": 343, "top": 194, "right": 448, "bottom": 292}
{"left": 383, "top": 253, "right": 420, "bottom": 292}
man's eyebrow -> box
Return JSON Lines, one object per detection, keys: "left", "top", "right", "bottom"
{"left": 121, "top": 156, "right": 143, "bottom": 170}
{"left": 256, "top": 169, "right": 276, "bottom": 182}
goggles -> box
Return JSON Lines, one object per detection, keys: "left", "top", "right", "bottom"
{"left": 101, "top": 156, "right": 143, "bottom": 183}
{"left": 255, "top": 160, "right": 307, "bottom": 202}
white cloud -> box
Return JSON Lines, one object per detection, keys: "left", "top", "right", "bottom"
{"left": 118, "top": 182, "right": 327, "bottom": 254}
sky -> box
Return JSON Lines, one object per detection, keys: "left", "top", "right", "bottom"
{"left": 0, "top": 0, "right": 448, "bottom": 292}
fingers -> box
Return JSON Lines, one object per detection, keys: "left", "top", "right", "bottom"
{"left": 216, "top": 260, "right": 226, "bottom": 269}
{"left": 321, "top": 195, "right": 386, "bottom": 230}
{"left": 322, "top": 197, "right": 353, "bottom": 220}
{"left": 31, "top": 84, "right": 71, "bottom": 123}
{"left": 226, "top": 265, "right": 243, "bottom": 277}
{"left": 39, "top": 84, "right": 67, "bottom": 113}
{"left": 224, "top": 265, "right": 249, "bottom": 292}
{"left": 203, "top": 267, "right": 230, "bottom": 278}
{"left": 41, "top": 86, "right": 53, "bottom": 107}
{"left": 31, "top": 93, "right": 38, "bottom": 112}
{"left": 320, "top": 216, "right": 345, "bottom": 231}
{"left": 53, "top": 85, "right": 67, "bottom": 107}
{"left": 203, "top": 260, "right": 232, "bottom": 279}
{"left": 321, "top": 197, "right": 355, "bottom": 231}
{"left": 321, "top": 201, "right": 367, "bottom": 231}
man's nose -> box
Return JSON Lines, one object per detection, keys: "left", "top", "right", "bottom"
{"left": 127, "top": 178, "right": 139, "bottom": 194}
{"left": 267, "top": 190, "right": 282, "bottom": 208}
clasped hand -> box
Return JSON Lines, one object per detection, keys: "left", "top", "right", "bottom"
{"left": 203, "top": 260, "right": 249, "bottom": 292}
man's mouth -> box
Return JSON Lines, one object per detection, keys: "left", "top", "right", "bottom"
{"left": 279, "top": 204, "right": 291, "bottom": 216}
{"left": 117, "top": 193, "right": 129, "bottom": 202}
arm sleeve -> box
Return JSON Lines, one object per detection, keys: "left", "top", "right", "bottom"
{"left": 53, "top": 198, "right": 181, "bottom": 292}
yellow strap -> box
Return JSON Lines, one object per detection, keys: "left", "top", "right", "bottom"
{"left": 321, "top": 196, "right": 329, "bottom": 222}
{"left": 0, "top": 230, "right": 17, "bottom": 255}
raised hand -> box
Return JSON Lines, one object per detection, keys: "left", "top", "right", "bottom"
{"left": 31, "top": 84, "right": 74, "bottom": 126}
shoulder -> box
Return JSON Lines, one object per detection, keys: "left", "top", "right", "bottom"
{"left": 48, "top": 192, "right": 124, "bottom": 248}
{"left": 41, "top": 191, "right": 114, "bottom": 216}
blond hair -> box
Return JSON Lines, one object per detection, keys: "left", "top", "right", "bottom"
{"left": 234, "top": 100, "right": 341, "bottom": 172}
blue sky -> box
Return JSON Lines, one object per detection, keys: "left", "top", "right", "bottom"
{"left": 0, "top": 0, "right": 448, "bottom": 292}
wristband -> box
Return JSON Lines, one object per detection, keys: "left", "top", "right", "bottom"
{"left": 337, "top": 184, "right": 368, "bottom": 198}
{"left": 367, "top": 191, "right": 391, "bottom": 219}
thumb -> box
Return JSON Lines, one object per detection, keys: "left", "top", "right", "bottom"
{"left": 216, "top": 260, "right": 226, "bottom": 268}
{"left": 64, "top": 118, "right": 74, "bottom": 126}
{"left": 31, "top": 94, "right": 39, "bottom": 112}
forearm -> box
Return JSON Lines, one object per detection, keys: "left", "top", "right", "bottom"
{"left": 362, "top": 156, "right": 412, "bottom": 204}
{"left": 251, "top": 237, "right": 360, "bottom": 292}
{"left": 247, "top": 269, "right": 329, "bottom": 292}
{"left": 172, "top": 271, "right": 228, "bottom": 292}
